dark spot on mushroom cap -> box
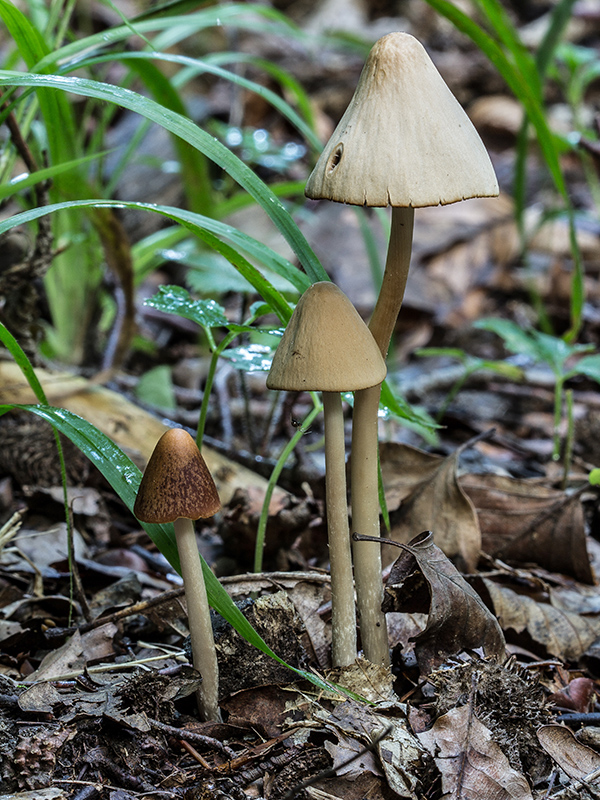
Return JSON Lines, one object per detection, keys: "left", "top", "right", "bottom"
{"left": 327, "top": 144, "right": 343, "bottom": 174}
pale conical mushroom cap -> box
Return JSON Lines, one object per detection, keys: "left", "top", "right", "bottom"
{"left": 267, "top": 282, "right": 387, "bottom": 392}
{"left": 134, "top": 428, "right": 221, "bottom": 523}
{"left": 305, "top": 32, "right": 499, "bottom": 208}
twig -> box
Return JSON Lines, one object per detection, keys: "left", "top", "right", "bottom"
{"left": 148, "top": 718, "right": 236, "bottom": 759}
{"left": 77, "top": 587, "right": 185, "bottom": 633}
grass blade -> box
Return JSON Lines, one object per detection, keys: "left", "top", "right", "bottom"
{"left": 0, "top": 199, "right": 304, "bottom": 319}
{"left": 0, "top": 70, "right": 328, "bottom": 284}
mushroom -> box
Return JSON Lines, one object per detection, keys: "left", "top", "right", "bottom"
{"left": 306, "top": 32, "right": 499, "bottom": 666}
{"left": 134, "top": 427, "right": 221, "bottom": 720}
{"left": 267, "top": 281, "right": 386, "bottom": 666}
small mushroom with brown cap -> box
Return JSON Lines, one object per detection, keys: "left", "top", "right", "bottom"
{"left": 134, "top": 427, "right": 221, "bottom": 721}
{"left": 267, "top": 281, "right": 386, "bottom": 667}
{"left": 306, "top": 32, "right": 499, "bottom": 667}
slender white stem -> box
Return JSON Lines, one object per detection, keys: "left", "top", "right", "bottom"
{"left": 174, "top": 517, "right": 221, "bottom": 721}
{"left": 351, "top": 206, "right": 415, "bottom": 667}
{"left": 323, "top": 391, "right": 357, "bottom": 667}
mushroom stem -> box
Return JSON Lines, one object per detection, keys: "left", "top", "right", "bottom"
{"left": 322, "top": 391, "right": 357, "bottom": 667}
{"left": 350, "top": 206, "right": 414, "bottom": 667}
{"left": 369, "top": 206, "right": 415, "bottom": 356}
{"left": 174, "top": 517, "right": 221, "bottom": 721}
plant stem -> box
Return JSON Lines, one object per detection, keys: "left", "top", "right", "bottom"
{"left": 562, "top": 388, "right": 574, "bottom": 490}
{"left": 322, "top": 391, "right": 357, "bottom": 667}
{"left": 351, "top": 205, "right": 414, "bottom": 667}
{"left": 196, "top": 330, "right": 237, "bottom": 452}
{"left": 254, "top": 396, "right": 322, "bottom": 574}
{"left": 174, "top": 517, "right": 220, "bottom": 721}
{"left": 552, "top": 376, "right": 564, "bottom": 461}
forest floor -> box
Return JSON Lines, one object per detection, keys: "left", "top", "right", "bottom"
{"left": 1, "top": 0, "right": 600, "bottom": 798}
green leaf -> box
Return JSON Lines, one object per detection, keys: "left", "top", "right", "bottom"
{"left": 135, "top": 365, "right": 176, "bottom": 411}
{"left": 221, "top": 343, "right": 274, "bottom": 372}
{"left": 572, "top": 354, "right": 600, "bottom": 384}
{"left": 145, "top": 286, "right": 230, "bottom": 330}
{"left": 532, "top": 331, "right": 592, "bottom": 372}
{"left": 379, "top": 382, "right": 438, "bottom": 443}
{"left": 474, "top": 318, "right": 543, "bottom": 363}
{"left": 590, "top": 468, "right": 600, "bottom": 486}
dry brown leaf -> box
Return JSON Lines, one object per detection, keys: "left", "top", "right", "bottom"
{"left": 482, "top": 578, "right": 600, "bottom": 661}
{"left": 315, "top": 699, "right": 424, "bottom": 799}
{"left": 381, "top": 442, "right": 481, "bottom": 572}
{"left": 418, "top": 705, "right": 533, "bottom": 799}
{"left": 537, "top": 724, "right": 600, "bottom": 782}
{"left": 461, "top": 474, "right": 592, "bottom": 583}
{"left": 381, "top": 532, "right": 505, "bottom": 674}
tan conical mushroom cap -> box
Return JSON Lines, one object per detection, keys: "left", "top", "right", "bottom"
{"left": 267, "top": 282, "right": 386, "bottom": 392}
{"left": 305, "top": 32, "right": 499, "bottom": 208}
{"left": 134, "top": 428, "right": 221, "bottom": 523}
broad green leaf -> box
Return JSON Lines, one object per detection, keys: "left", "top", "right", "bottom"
{"left": 571, "top": 354, "right": 600, "bottom": 383}
{"left": 136, "top": 365, "right": 176, "bottom": 410}
{"left": 476, "top": 318, "right": 594, "bottom": 374}
{"left": 145, "top": 286, "right": 230, "bottom": 330}
{"left": 532, "top": 331, "right": 592, "bottom": 372}
{"left": 0, "top": 71, "right": 328, "bottom": 284}
{"left": 474, "top": 318, "right": 544, "bottom": 363}
{"left": 221, "top": 343, "right": 274, "bottom": 372}
{"left": 590, "top": 468, "right": 600, "bottom": 486}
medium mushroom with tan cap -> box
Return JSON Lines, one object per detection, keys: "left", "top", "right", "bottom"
{"left": 267, "top": 281, "right": 386, "bottom": 667}
{"left": 306, "top": 32, "right": 499, "bottom": 666}
{"left": 134, "top": 427, "right": 221, "bottom": 721}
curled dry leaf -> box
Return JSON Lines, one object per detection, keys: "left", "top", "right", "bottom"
{"left": 417, "top": 705, "right": 533, "bottom": 800}
{"left": 315, "top": 699, "right": 425, "bottom": 800}
{"left": 548, "top": 676, "right": 596, "bottom": 713}
{"left": 537, "top": 724, "right": 600, "bottom": 783}
{"left": 461, "top": 474, "right": 592, "bottom": 583}
{"left": 380, "top": 442, "right": 481, "bottom": 572}
{"left": 382, "top": 531, "right": 505, "bottom": 674}
{"left": 482, "top": 578, "right": 600, "bottom": 661}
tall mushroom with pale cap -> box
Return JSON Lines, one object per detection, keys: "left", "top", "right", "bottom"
{"left": 267, "top": 282, "right": 386, "bottom": 667}
{"left": 306, "top": 32, "right": 499, "bottom": 666}
{"left": 134, "top": 427, "right": 221, "bottom": 720}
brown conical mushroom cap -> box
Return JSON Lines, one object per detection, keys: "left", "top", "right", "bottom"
{"left": 134, "top": 428, "right": 221, "bottom": 523}
{"left": 305, "top": 32, "right": 499, "bottom": 208}
{"left": 267, "top": 282, "right": 386, "bottom": 392}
